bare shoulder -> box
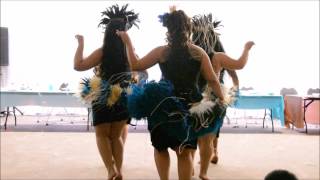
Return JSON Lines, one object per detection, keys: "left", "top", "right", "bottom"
{"left": 189, "top": 44, "right": 205, "bottom": 61}
{"left": 213, "top": 52, "right": 224, "bottom": 58}
{"left": 86, "top": 47, "right": 103, "bottom": 63}
{"left": 212, "top": 52, "right": 228, "bottom": 63}
{"left": 146, "top": 45, "right": 167, "bottom": 56}
{"left": 91, "top": 47, "right": 103, "bottom": 58}
{"left": 189, "top": 44, "right": 203, "bottom": 51}
{"left": 154, "top": 45, "right": 168, "bottom": 53}
{"left": 154, "top": 45, "right": 169, "bottom": 62}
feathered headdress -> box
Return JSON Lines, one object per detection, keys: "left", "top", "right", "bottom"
{"left": 98, "top": 4, "right": 140, "bottom": 30}
{"left": 192, "top": 13, "right": 223, "bottom": 54}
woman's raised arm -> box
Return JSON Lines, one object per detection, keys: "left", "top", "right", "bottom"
{"left": 116, "top": 30, "right": 163, "bottom": 71}
{"left": 73, "top": 35, "right": 102, "bottom": 71}
{"left": 214, "top": 41, "right": 254, "bottom": 70}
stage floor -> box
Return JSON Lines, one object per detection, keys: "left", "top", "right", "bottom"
{"left": 1, "top": 115, "right": 319, "bottom": 180}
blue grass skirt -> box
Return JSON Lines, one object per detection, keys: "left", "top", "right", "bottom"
{"left": 126, "top": 79, "right": 227, "bottom": 148}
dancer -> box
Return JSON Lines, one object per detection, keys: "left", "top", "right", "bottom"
{"left": 73, "top": 4, "right": 139, "bottom": 180}
{"left": 192, "top": 13, "right": 255, "bottom": 179}
{"left": 193, "top": 14, "right": 239, "bottom": 165}
{"left": 117, "top": 6, "right": 226, "bottom": 180}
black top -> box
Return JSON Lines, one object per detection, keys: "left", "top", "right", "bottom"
{"left": 101, "top": 57, "right": 131, "bottom": 86}
{"left": 159, "top": 49, "right": 202, "bottom": 103}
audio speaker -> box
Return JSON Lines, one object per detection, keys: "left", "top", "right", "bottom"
{"left": 0, "top": 27, "right": 9, "bottom": 66}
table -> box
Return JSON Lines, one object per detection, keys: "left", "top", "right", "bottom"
{"left": 303, "top": 96, "right": 320, "bottom": 133}
{"left": 285, "top": 95, "right": 320, "bottom": 133}
{"left": 0, "top": 90, "right": 90, "bottom": 130}
{"left": 232, "top": 93, "right": 285, "bottom": 132}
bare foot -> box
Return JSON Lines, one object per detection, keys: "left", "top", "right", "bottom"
{"left": 199, "top": 174, "right": 210, "bottom": 180}
{"left": 107, "top": 167, "right": 118, "bottom": 180}
{"left": 211, "top": 155, "right": 218, "bottom": 164}
{"left": 114, "top": 174, "right": 123, "bottom": 180}
{"left": 107, "top": 173, "right": 117, "bottom": 180}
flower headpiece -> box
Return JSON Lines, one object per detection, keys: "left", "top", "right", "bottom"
{"left": 158, "top": 5, "right": 177, "bottom": 27}
{"left": 192, "top": 13, "right": 223, "bottom": 54}
{"left": 98, "top": 4, "right": 140, "bottom": 30}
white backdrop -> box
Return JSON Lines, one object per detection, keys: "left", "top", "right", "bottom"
{"left": 1, "top": 1, "right": 319, "bottom": 94}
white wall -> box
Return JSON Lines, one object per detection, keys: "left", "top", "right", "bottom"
{"left": 1, "top": 1, "right": 319, "bottom": 94}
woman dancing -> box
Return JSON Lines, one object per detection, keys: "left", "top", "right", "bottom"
{"left": 73, "top": 4, "right": 139, "bottom": 180}
{"left": 116, "top": 6, "right": 226, "bottom": 180}
{"left": 192, "top": 13, "right": 255, "bottom": 179}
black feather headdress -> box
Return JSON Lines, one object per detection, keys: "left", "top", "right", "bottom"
{"left": 192, "top": 13, "right": 223, "bottom": 54}
{"left": 98, "top": 4, "right": 139, "bottom": 30}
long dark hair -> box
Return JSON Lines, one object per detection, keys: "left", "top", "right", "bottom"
{"left": 100, "top": 20, "right": 129, "bottom": 82}
{"left": 98, "top": 4, "right": 139, "bottom": 83}
{"left": 166, "top": 10, "right": 191, "bottom": 49}
{"left": 164, "top": 10, "right": 192, "bottom": 60}
{"left": 192, "top": 14, "right": 226, "bottom": 90}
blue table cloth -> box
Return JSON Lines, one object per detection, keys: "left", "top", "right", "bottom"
{"left": 232, "top": 93, "right": 285, "bottom": 126}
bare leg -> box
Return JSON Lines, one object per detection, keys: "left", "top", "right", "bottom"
{"left": 95, "top": 123, "right": 117, "bottom": 180}
{"left": 121, "top": 124, "right": 129, "bottom": 145}
{"left": 211, "top": 138, "right": 218, "bottom": 164}
{"left": 190, "top": 149, "right": 196, "bottom": 176}
{"left": 110, "top": 120, "right": 127, "bottom": 180}
{"left": 175, "top": 148, "right": 193, "bottom": 180}
{"left": 108, "top": 124, "right": 128, "bottom": 166}
{"left": 154, "top": 148, "right": 170, "bottom": 180}
{"left": 198, "top": 133, "right": 215, "bottom": 180}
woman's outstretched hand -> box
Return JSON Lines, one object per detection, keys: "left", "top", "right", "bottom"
{"left": 75, "top": 35, "right": 84, "bottom": 45}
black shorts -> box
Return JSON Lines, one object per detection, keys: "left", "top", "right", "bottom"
{"left": 216, "top": 109, "right": 227, "bottom": 138}
{"left": 216, "top": 128, "right": 220, "bottom": 138}
{"left": 92, "top": 103, "right": 129, "bottom": 126}
{"left": 150, "top": 124, "right": 197, "bottom": 152}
